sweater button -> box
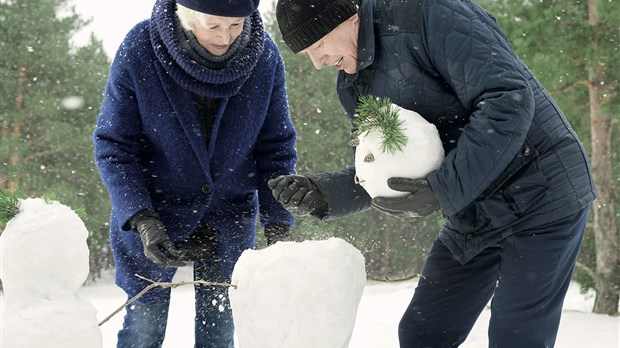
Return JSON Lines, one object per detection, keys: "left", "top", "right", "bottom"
{"left": 522, "top": 147, "right": 531, "bottom": 156}
{"left": 466, "top": 233, "right": 474, "bottom": 240}
{"left": 201, "top": 184, "right": 211, "bottom": 193}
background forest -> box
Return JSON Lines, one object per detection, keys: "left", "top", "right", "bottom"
{"left": 1, "top": 0, "right": 618, "bottom": 314}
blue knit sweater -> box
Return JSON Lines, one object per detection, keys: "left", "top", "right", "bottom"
{"left": 93, "top": 0, "right": 297, "bottom": 302}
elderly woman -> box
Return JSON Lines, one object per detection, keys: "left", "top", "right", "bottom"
{"left": 93, "top": 0, "right": 297, "bottom": 347}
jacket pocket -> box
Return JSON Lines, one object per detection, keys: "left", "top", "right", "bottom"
{"left": 477, "top": 139, "right": 540, "bottom": 200}
{"left": 499, "top": 156, "right": 550, "bottom": 218}
{"left": 446, "top": 200, "right": 492, "bottom": 234}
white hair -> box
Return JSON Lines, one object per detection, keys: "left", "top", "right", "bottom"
{"left": 176, "top": 3, "right": 200, "bottom": 31}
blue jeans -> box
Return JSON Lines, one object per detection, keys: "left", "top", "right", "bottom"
{"left": 117, "top": 260, "right": 234, "bottom": 348}
{"left": 398, "top": 206, "right": 590, "bottom": 348}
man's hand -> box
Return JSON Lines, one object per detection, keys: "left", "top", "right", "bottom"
{"left": 268, "top": 175, "right": 327, "bottom": 215}
{"left": 371, "top": 178, "right": 440, "bottom": 218}
{"left": 130, "top": 212, "right": 185, "bottom": 267}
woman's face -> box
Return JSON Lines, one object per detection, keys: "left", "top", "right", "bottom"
{"left": 300, "top": 14, "right": 360, "bottom": 74}
{"left": 192, "top": 14, "right": 245, "bottom": 56}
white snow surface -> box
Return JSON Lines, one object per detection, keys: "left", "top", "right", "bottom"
{"left": 1, "top": 199, "right": 618, "bottom": 348}
{"left": 355, "top": 105, "right": 445, "bottom": 198}
{"left": 79, "top": 270, "right": 619, "bottom": 348}
{"left": 229, "top": 238, "right": 366, "bottom": 348}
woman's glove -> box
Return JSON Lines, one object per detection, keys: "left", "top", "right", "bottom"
{"left": 130, "top": 210, "right": 185, "bottom": 267}
{"left": 371, "top": 178, "right": 440, "bottom": 218}
{"left": 264, "top": 223, "right": 291, "bottom": 246}
{"left": 268, "top": 175, "right": 327, "bottom": 215}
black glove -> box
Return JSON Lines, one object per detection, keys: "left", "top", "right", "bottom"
{"left": 371, "top": 178, "right": 440, "bottom": 218}
{"left": 130, "top": 211, "right": 185, "bottom": 267}
{"left": 268, "top": 175, "right": 327, "bottom": 216}
{"left": 264, "top": 223, "right": 291, "bottom": 246}
{"left": 176, "top": 223, "right": 219, "bottom": 262}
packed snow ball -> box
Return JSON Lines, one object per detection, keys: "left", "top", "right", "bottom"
{"left": 229, "top": 238, "right": 367, "bottom": 348}
{"left": 355, "top": 105, "right": 444, "bottom": 198}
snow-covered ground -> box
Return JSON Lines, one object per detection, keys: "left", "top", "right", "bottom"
{"left": 79, "top": 266, "right": 619, "bottom": 348}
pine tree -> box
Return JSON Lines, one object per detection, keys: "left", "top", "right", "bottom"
{"left": 0, "top": 0, "right": 113, "bottom": 277}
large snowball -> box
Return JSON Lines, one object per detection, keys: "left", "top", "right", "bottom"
{"left": 354, "top": 105, "right": 445, "bottom": 198}
{"left": 229, "top": 238, "right": 366, "bottom": 348}
{"left": 1, "top": 297, "right": 103, "bottom": 348}
{"left": 0, "top": 198, "right": 90, "bottom": 299}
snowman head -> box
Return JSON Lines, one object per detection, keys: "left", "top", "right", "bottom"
{"left": 0, "top": 198, "right": 90, "bottom": 298}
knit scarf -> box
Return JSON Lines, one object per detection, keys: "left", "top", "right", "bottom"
{"left": 149, "top": 0, "right": 265, "bottom": 97}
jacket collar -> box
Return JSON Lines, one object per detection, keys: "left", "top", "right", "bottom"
{"left": 340, "top": 0, "right": 376, "bottom": 84}
{"left": 356, "top": 0, "right": 377, "bottom": 72}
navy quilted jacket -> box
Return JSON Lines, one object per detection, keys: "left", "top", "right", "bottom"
{"left": 93, "top": 0, "right": 297, "bottom": 301}
{"left": 313, "top": 0, "right": 596, "bottom": 263}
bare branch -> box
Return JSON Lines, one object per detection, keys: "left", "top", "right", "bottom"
{"left": 575, "top": 261, "right": 599, "bottom": 283}
{"left": 98, "top": 274, "right": 236, "bottom": 327}
{"left": 551, "top": 79, "right": 589, "bottom": 94}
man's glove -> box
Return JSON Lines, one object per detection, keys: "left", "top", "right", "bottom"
{"left": 268, "top": 175, "right": 327, "bottom": 216}
{"left": 264, "top": 223, "right": 291, "bottom": 246}
{"left": 371, "top": 178, "right": 440, "bottom": 218}
{"left": 177, "top": 224, "right": 219, "bottom": 262}
{"left": 130, "top": 211, "right": 185, "bottom": 267}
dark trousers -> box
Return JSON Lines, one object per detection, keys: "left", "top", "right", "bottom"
{"left": 117, "top": 260, "right": 234, "bottom": 348}
{"left": 399, "top": 206, "right": 590, "bottom": 348}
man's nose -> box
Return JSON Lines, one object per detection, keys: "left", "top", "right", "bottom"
{"left": 307, "top": 52, "right": 325, "bottom": 70}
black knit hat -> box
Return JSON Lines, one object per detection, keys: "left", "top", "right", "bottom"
{"left": 276, "top": 0, "right": 359, "bottom": 53}
{"left": 176, "top": 0, "right": 260, "bottom": 17}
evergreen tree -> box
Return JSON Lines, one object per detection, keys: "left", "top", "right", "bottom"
{"left": 0, "top": 0, "right": 113, "bottom": 277}
{"left": 478, "top": 0, "right": 619, "bottom": 314}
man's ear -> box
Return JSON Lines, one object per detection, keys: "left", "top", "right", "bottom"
{"left": 349, "top": 13, "right": 359, "bottom": 25}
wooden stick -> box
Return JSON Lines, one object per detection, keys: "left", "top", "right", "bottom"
{"left": 98, "top": 274, "right": 236, "bottom": 327}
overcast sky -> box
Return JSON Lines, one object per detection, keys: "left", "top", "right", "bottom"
{"left": 72, "top": 0, "right": 276, "bottom": 57}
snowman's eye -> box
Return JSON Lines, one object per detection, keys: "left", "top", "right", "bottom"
{"left": 363, "top": 153, "right": 375, "bottom": 163}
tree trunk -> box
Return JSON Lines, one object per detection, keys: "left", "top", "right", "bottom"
{"left": 588, "top": 76, "right": 620, "bottom": 315}
{"left": 588, "top": 0, "right": 619, "bottom": 315}
{"left": 4, "top": 62, "right": 28, "bottom": 190}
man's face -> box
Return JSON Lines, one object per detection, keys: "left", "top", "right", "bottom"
{"left": 300, "top": 14, "right": 359, "bottom": 74}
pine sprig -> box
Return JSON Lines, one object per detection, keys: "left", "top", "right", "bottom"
{"left": 0, "top": 190, "right": 25, "bottom": 224}
{"left": 40, "top": 192, "right": 86, "bottom": 219}
{"left": 353, "top": 95, "right": 408, "bottom": 154}
{"left": 41, "top": 192, "right": 57, "bottom": 203}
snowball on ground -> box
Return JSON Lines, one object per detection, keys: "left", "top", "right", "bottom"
{"left": 229, "top": 238, "right": 367, "bottom": 348}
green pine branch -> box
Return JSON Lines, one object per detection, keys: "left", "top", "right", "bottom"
{"left": 353, "top": 95, "right": 408, "bottom": 154}
{"left": 0, "top": 190, "right": 25, "bottom": 225}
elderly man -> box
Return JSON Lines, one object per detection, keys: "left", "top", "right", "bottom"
{"left": 270, "top": 0, "right": 596, "bottom": 347}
